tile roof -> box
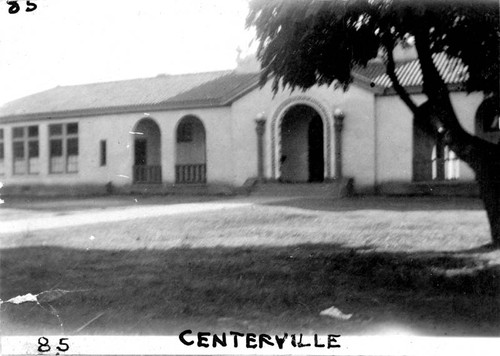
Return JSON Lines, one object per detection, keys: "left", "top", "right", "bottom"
{"left": 354, "top": 52, "right": 468, "bottom": 93}
{"left": 0, "top": 71, "right": 260, "bottom": 122}
{"left": 0, "top": 53, "right": 467, "bottom": 122}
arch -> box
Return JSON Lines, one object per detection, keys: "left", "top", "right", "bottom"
{"left": 270, "top": 96, "right": 332, "bottom": 180}
{"left": 132, "top": 118, "right": 162, "bottom": 183}
{"left": 175, "top": 115, "right": 207, "bottom": 184}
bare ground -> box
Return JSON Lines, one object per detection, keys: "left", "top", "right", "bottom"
{"left": 1, "top": 195, "right": 498, "bottom": 336}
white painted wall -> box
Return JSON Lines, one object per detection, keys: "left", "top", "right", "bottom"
{"left": 0, "top": 82, "right": 485, "bottom": 191}
{"left": 0, "top": 106, "right": 234, "bottom": 188}
{"left": 0, "top": 114, "right": 138, "bottom": 187}
{"left": 231, "top": 81, "right": 377, "bottom": 188}
{"left": 375, "top": 91, "right": 483, "bottom": 184}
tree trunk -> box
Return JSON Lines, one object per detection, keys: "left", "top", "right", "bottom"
{"left": 430, "top": 105, "right": 500, "bottom": 246}
{"left": 476, "top": 156, "right": 500, "bottom": 246}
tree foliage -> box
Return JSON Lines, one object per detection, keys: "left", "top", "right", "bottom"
{"left": 247, "top": 0, "right": 499, "bottom": 95}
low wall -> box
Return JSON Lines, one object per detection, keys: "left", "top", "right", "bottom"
{"left": 0, "top": 182, "right": 239, "bottom": 198}
{"left": 377, "top": 181, "right": 480, "bottom": 197}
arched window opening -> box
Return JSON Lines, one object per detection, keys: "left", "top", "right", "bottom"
{"left": 175, "top": 116, "right": 206, "bottom": 184}
{"left": 132, "top": 118, "right": 162, "bottom": 184}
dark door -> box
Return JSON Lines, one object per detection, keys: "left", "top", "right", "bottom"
{"left": 308, "top": 115, "right": 324, "bottom": 182}
{"left": 134, "top": 139, "right": 147, "bottom": 166}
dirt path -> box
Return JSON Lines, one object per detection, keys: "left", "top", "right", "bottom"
{"left": 0, "top": 196, "right": 297, "bottom": 234}
{"left": 0, "top": 201, "right": 257, "bottom": 234}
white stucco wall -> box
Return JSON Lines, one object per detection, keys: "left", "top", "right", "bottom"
{"left": 1, "top": 81, "right": 485, "bottom": 192}
{"left": 375, "top": 91, "right": 484, "bottom": 184}
{"left": 0, "top": 106, "right": 234, "bottom": 188}
{"left": 231, "top": 81, "right": 377, "bottom": 188}
{"left": 0, "top": 114, "right": 137, "bottom": 187}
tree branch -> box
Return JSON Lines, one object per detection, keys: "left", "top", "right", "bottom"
{"left": 384, "top": 40, "right": 420, "bottom": 116}
{"left": 413, "top": 31, "right": 449, "bottom": 100}
{"left": 413, "top": 28, "right": 475, "bottom": 154}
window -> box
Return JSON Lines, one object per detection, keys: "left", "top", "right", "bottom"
{"left": 444, "top": 146, "right": 460, "bottom": 180}
{"left": 0, "top": 129, "right": 4, "bottom": 175}
{"left": 12, "top": 125, "right": 39, "bottom": 175}
{"left": 432, "top": 145, "right": 459, "bottom": 180}
{"left": 177, "top": 122, "right": 193, "bottom": 142}
{"left": 100, "top": 140, "right": 107, "bottom": 166}
{"left": 49, "top": 123, "right": 79, "bottom": 173}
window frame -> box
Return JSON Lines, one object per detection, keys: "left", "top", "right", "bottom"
{"left": 12, "top": 125, "right": 39, "bottom": 175}
{"left": 49, "top": 122, "right": 79, "bottom": 174}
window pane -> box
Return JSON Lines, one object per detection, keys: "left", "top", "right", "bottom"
{"left": 13, "top": 141, "right": 24, "bottom": 158}
{"left": 29, "top": 158, "right": 39, "bottom": 174}
{"left": 50, "top": 157, "right": 64, "bottom": 173}
{"left": 0, "top": 129, "right": 3, "bottom": 139}
{"left": 67, "top": 123, "right": 78, "bottom": 135}
{"left": 49, "top": 124, "right": 63, "bottom": 136}
{"left": 13, "top": 127, "right": 24, "bottom": 138}
{"left": 67, "top": 138, "right": 78, "bottom": 155}
{"left": 50, "top": 139, "right": 63, "bottom": 157}
{"left": 0, "top": 143, "right": 4, "bottom": 159}
{"left": 28, "top": 126, "right": 39, "bottom": 137}
{"left": 28, "top": 141, "right": 39, "bottom": 158}
{"left": 67, "top": 155, "right": 78, "bottom": 173}
{"left": 14, "top": 160, "right": 26, "bottom": 174}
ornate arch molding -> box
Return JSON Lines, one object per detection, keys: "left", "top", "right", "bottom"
{"left": 270, "top": 95, "right": 332, "bottom": 179}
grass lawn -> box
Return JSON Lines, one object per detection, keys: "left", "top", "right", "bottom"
{"left": 1, "top": 195, "right": 499, "bottom": 336}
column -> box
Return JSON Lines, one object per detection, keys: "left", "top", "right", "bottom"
{"left": 255, "top": 115, "right": 266, "bottom": 181}
{"left": 334, "top": 109, "right": 345, "bottom": 179}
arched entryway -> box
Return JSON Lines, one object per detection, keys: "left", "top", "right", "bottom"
{"left": 132, "top": 118, "right": 162, "bottom": 184}
{"left": 175, "top": 115, "right": 207, "bottom": 184}
{"left": 280, "top": 105, "right": 324, "bottom": 182}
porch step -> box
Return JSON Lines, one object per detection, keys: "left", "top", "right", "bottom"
{"left": 250, "top": 179, "right": 353, "bottom": 198}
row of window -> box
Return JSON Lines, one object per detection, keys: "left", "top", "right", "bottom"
{"left": 0, "top": 123, "right": 81, "bottom": 175}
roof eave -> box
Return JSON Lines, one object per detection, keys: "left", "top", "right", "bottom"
{"left": 375, "top": 82, "right": 467, "bottom": 96}
{"left": 0, "top": 100, "right": 233, "bottom": 123}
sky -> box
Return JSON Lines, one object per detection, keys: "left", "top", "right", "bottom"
{"left": 0, "top": 0, "right": 256, "bottom": 106}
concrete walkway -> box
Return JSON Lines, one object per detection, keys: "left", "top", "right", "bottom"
{"left": 0, "top": 201, "right": 256, "bottom": 234}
